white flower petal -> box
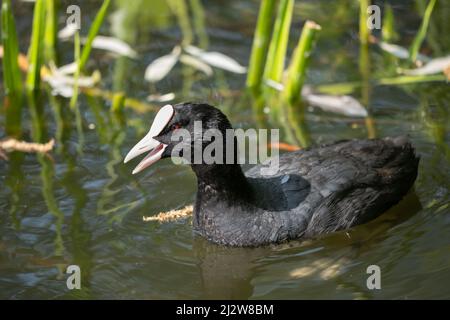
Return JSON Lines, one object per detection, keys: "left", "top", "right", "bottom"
{"left": 184, "top": 45, "right": 247, "bottom": 74}
{"left": 43, "top": 67, "right": 101, "bottom": 98}
{"left": 304, "top": 94, "right": 368, "bottom": 117}
{"left": 58, "top": 23, "right": 78, "bottom": 39}
{"left": 147, "top": 93, "right": 176, "bottom": 103}
{"left": 403, "top": 55, "right": 450, "bottom": 76}
{"left": 179, "top": 54, "right": 213, "bottom": 76}
{"left": 144, "top": 47, "right": 181, "bottom": 83}
{"left": 91, "top": 36, "right": 137, "bottom": 58}
{"left": 56, "top": 62, "right": 78, "bottom": 75}
{"left": 378, "top": 41, "right": 430, "bottom": 62}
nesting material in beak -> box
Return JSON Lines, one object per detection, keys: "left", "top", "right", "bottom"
{"left": 124, "top": 104, "right": 174, "bottom": 174}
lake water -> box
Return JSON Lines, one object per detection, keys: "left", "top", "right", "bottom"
{"left": 0, "top": 0, "right": 449, "bottom": 299}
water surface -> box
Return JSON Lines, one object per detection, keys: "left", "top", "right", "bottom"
{"left": 0, "top": 0, "right": 449, "bottom": 299}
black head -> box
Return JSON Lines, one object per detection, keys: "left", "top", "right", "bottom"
{"left": 124, "top": 102, "right": 234, "bottom": 174}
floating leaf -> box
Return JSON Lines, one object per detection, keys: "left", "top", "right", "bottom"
{"left": 184, "top": 45, "right": 247, "bottom": 74}
{"left": 144, "top": 46, "right": 181, "bottom": 83}
{"left": 55, "top": 62, "right": 77, "bottom": 75}
{"left": 58, "top": 23, "right": 78, "bottom": 39}
{"left": 304, "top": 93, "right": 368, "bottom": 117}
{"left": 43, "top": 64, "right": 101, "bottom": 98}
{"left": 147, "top": 92, "right": 176, "bottom": 103}
{"left": 45, "top": 78, "right": 73, "bottom": 97}
{"left": 403, "top": 55, "right": 450, "bottom": 76}
{"left": 264, "top": 78, "right": 284, "bottom": 91}
{"left": 91, "top": 36, "right": 137, "bottom": 58}
{"left": 179, "top": 54, "right": 213, "bottom": 76}
{"left": 264, "top": 80, "right": 367, "bottom": 117}
{"left": 378, "top": 41, "right": 429, "bottom": 62}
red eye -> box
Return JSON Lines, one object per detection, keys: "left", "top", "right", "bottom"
{"left": 172, "top": 123, "right": 182, "bottom": 130}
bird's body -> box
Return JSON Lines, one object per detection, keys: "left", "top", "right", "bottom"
{"left": 125, "top": 103, "right": 419, "bottom": 247}
{"left": 193, "top": 137, "right": 418, "bottom": 246}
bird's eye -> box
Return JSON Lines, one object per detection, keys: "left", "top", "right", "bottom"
{"left": 171, "top": 123, "right": 182, "bottom": 131}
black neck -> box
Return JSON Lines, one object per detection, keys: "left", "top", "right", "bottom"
{"left": 189, "top": 122, "right": 255, "bottom": 204}
{"left": 191, "top": 163, "right": 253, "bottom": 203}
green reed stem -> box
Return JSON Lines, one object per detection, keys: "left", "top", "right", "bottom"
{"left": 409, "top": 0, "right": 437, "bottom": 63}
{"left": 246, "top": 0, "right": 276, "bottom": 93}
{"left": 286, "top": 103, "right": 311, "bottom": 148}
{"left": 189, "top": 0, "right": 208, "bottom": 49}
{"left": 359, "top": 0, "right": 376, "bottom": 138}
{"left": 382, "top": 4, "right": 398, "bottom": 43}
{"left": 316, "top": 74, "right": 447, "bottom": 95}
{"left": 168, "top": 0, "right": 193, "bottom": 46}
{"left": 283, "top": 21, "right": 319, "bottom": 149}
{"left": 1, "top": 0, "right": 23, "bottom": 136}
{"left": 44, "top": 0, "right": 57, "bottom": 63}
{"left": 359, "top": 0, "right": 370, "bottom": 46}
{"left": 39, "top": 154, "right": 65, "bottom": 257}
{"left": 1, "top": 0, "right": 22, "bottom": 95}
{"left": 46, "top": 88, "right": 65, "bottom": 153}
{"left": 74, "top": 104, "right": 85, "bottom": 155}
{"left": 284, "top": 20, "right": 321, "bottom": 106}
{"left": 73, "top": 30, "right": 84, "bottom": 155}
{"left": 79, "top": 0, "right": 111, "bottom": 72}
{"left": 26, "top": 0, "right": 46, "bottom": 92}
{"left": 70, "top": 31, "right": 81, "bottom": 110}
{"left": 71, "top": 29, "right": 84, "bottom": 155}
{"left": 111, "top": 92, "right": 126, "bottom": 126}
{"left": 111, "top": 92, "right": 125, "bottom": 114}
{"left": 263, "top": 0, "right": 294, "bottom": 83}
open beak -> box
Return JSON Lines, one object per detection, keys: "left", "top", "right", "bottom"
{"left": 124, "top": 104, "right": 174, "bottom": 174}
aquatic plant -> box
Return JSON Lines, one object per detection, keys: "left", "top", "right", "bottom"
{"left": 409, "top": 0, "right": 438, "bottom": 63}
{"left": 246, "top": 0, "right": 276, "bottom": 94}
{"left": 79, "top": 0, "right": 112, "bottom": 71}
{"left": 26, "top": 0, "right": 46, "bottom": 93}
{"left": 245, "top": 0, "right": 322, "bottom": 146}
{"left": 1, "top": 0, "right": 23, "bottom": 136}
{"left": 284, "top": 21, "right": 321, "bottom": 106}
{"left": 44, "top": 0, "right": 58, "bottom": 63}
{"left": 263, "top": 0, "right": 293, "bottom": 86}
{"left": 382, "top": 4, "right": 398, "bottom": 43}
{"left": 0, "top": 0, "right": 447, "bottom": 151}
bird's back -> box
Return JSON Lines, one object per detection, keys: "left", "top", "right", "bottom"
{"left": 246, "top": 136, "right": 419, "bottom": 239}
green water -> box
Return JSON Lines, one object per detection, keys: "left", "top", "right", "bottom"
{"left": 0, "top": 0, "right": 449, "bottom": 299}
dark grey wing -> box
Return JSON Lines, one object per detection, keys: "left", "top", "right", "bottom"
{"left": 246, "top": 137, "right": 419, "bottom": 236}
{"left": 303, "top": 137, "right": 419, "bottom": 235}
{"left": 244, "top": 174, "right": 311, "bottom": 211}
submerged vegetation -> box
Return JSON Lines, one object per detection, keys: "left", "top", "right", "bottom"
{"left": 244, "top": 0, "right": 448, "bottom": 146}
{"left": 0, "top": 0, "right": 447, "bottom": 180}
{"left": 0, "top": 0, "right": 447, "bottom": 148}
{"left": 1, "top": 0, "right": 23, "bottom": 136}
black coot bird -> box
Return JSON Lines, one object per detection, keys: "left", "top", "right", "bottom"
{"left": 124, "top": 103, "right": 419, "bottom": 247}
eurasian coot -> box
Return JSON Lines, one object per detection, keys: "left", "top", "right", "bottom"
{"left": 124, "top": 103, "right": 419, "bottom": 246}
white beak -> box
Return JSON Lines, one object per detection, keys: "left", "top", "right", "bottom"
{"left": 124, "top": 104, "right": 174, "bottom": 174}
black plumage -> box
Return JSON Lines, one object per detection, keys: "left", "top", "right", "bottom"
{"left": 151, "top": 103, "right": 420, "bottom": 246}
